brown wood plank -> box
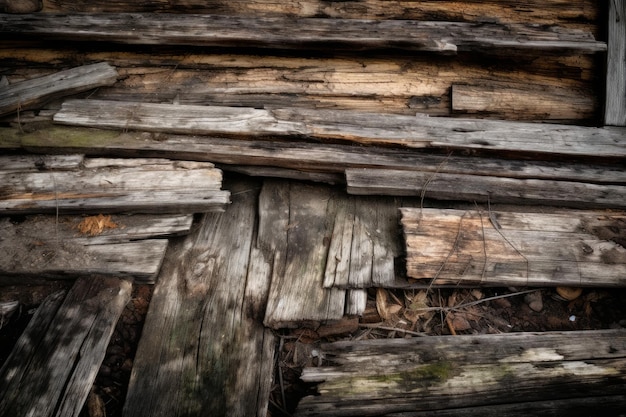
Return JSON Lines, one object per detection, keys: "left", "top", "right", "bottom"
{"left": 400, "top": 208, "right": 626, "bottom": 287}
{"left": 0, "top": 277, "right": 131, "bottom": 417}
{"left": 451, "top": 83, "right": 597, "bottom": 122}
{"left": 297, "top": 329, "right": 626, "bottom": 416}
{"left": 0, "top": 156, "right": 229, "bottom": 214}
{"left": 0, "top": 62, "right": 118, "bottom": 117}
{"left": 123, "top": 179, "right": 275, "bottom": 417}
{"left": 605, "top": 0, "right": 626, "bottom": 126}
{"left": 346, "top": 168, "right": 626, "bottom": 209}
{"left": 262, "top": 180, "right": 346, "bottom": 328}
{"left": 53, "top": 101, "right": 626, "bottom": 159}
{"left": 12, "top": 126, "right": 625, "bottom": 185}
{"left": 0, "top": 14, "right": 606, "bottom": 54}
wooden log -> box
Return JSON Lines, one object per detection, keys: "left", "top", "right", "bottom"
{"left": 0, "top": 213, "right": 193, "bottom": 283}
{"left": 11, "top": 126, "right": 625, "bottom": 185}
{"left": 297, "top": 329, "right": 626, "bottom": 416}
{"left": 123, "top": 179, "right": 275, "bottom": 417}
{"left": 53, "top": 101, "right": 626, "bottom": 159}
{"left": 0, "top": 49, "right": 599, "bottom": 120}
{"left": 0, "top": 276, "right": 132, "bottom": 417}
{"left": 261, "top": 180, "right": 346, "bottom": 328}
{"left": 0, "top": 156, "right": 230, "bottom": 214}
{"left": 605, "top": 0, "right": 626, "bottom": 126}
{"left": 451, "top": 83, "right": 597, "bottom": 122}
{"left": 0, "top": 62, "right": 118, "bottom": 117}
{"left": 399, "top": 208, "right": 626, "bottom": 287}
{"left": 345, "top": 168, "right": 626, "bottom": 209}
{"left": 0, "top": 13, "right": 606, "bottom": 54}
{"left": 38, "top": 1, "right": 599, "bottom": 32}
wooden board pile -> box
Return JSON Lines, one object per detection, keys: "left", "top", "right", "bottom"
{"left": 1, "top": 0, "right": 626, "bottom": 416}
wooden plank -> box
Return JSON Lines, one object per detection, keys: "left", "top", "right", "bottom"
{"left": 0, "top": 156, "right": 230, "bottom": 214}
{"left": 0, "top": 277, "right": 132, "bottom": 417}
{"left": 0, "top": 14, "right": 606, "bottom": 54}
{"left": 53, "top": 101, "right": 626, "bottom": 159}
{"left": 346, "top": 168, "right": 626, "bottom": 209}
{"left": 12, "top": 126, "right": 625, "bottom": 185}
{"left": 605, "top": 0, "right": 626, "bottom": 126}
{"left": 123, "top": 179, "right": 275, "bottom": 417}
{"left": 38, "top": 1, "right": 599, "bottom": 33}
{"left": 451, "top": 83, "right": 597, "bottom": 122}
{"left": 297, "top": 329, "right": 626, "bottom": 416}
{"left": 0, "top": 154, "right": 84, "bottom": 171}
{"left": 324, "top": 196, "right": 401, "bottom": 289}
{"left": 262, "top": 180, "right": 346, "bottom": 328}
{"left": 400, "top": 208, "right": 626, "bottom": 287}
{"left": 0, "top": 62, "right": 118, "bottom": 117}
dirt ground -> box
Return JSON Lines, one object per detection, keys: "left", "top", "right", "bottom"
{"left": 2, "top": 282, "right": 626, "bottom": 417}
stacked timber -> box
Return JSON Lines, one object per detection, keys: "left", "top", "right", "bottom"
{"left": 1, "top": 1, "right": 626, "bottom": 416}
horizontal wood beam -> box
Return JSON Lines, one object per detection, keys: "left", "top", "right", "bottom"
{"left": 0, "top": 13, "right": 606, "bottom": 54}
{"left": 298, "top": 329, "right": 626, "bottom": 416}
{"left": 400, "top": 208, "right": 626, "bottom": 287}
{"left": 52, "top": 100, "right": 626, "bottom": 160}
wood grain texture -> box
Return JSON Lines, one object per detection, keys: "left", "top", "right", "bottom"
{"left": 400, "top": 208, "right": 626, "bottom": 287}
{"left": 53, "top": 101, "right": 626, "bottom": 159}
{"left": 0, "top": 156, "right": 229, "bottom": 214}
{"left": 0, "top": 13, "right": 605, "bottom": 54}
{"left": 0, "top": 62, "right": 118, "bottom": 117}
{"left": 605, "top": 0, "right": 626, "bottom": 126}
{"left": 346, "top": 168, "right": 626, "bottom": 209}
{"left": 262, "top": 180, "right": 346, "bottom": 328}
{"left": 297, "top": 329, "right": 626, "bottom": 416}
{"left": 0, "top": 277, "right": 131, "bottom": 417}
{"left": 12, "top": 126, "right": 625, "bottom": 185}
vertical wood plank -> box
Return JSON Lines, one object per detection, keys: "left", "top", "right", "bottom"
{"left": 605, "top": 0, "right": 626, "bottom": 125}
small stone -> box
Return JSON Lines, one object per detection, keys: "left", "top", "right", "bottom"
{"left": 524, "top": 291, "right": 543, "bottom": 312}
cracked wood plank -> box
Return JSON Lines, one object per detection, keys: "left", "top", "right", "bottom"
{"left": 0, "top": 156, "right": 229, "bottom": 214}
{"left": 124, "top": 179, "right": 275, "bottom": 417}
{"left": 297, "top": 329, "right": 626, "bottom": 416}
{"left": 53, "top": 101, "right": 626, "bottom": 159}
{"left": 0, "top": 62, "right": 118, "bottom": 117}
{"left": 400, "top": 208, "right": 626, "bottom": 287}
{"left": 0, "top": 276, "right": 132, "bottom": 417}
{"left": 0, "top": 14, "right": 606, "bottom": 54}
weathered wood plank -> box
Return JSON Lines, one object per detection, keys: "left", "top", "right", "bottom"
{"left": 38, "top": 0, "right": 599, "bottom": 33}
{"left": 451, "top": 83, "right": 597, "bottom": 122}
{"left": 346, "top": 168, "right": 626, "bottom": 209}
{"left": 0, "top": 14, "right": 606, "bottom": 54}
{"left": 53, "top": 101, "right": 626, "bottom": 159}
{"left": 12, "top": 126, "right": 625, "bottom": 185}
{"left": 400, "top": 208, "right": 626, "bottom": 287}
{"left": 123, "top": 179, "right": 275, "bottom": 417}
{"left": 262, "top": 180, "right": 346, "bottom": 328}
{"left": 0, "top": 154, "right": 84, "bottom": 171}
{"left": 297, "top": 329, "right": 626, "bottom": 416}
{"left": 0, "top": 277, "right": 131, "bottom": 417}
{"left": 0, "top": 62, "right": 118, "bottom": 117}
{"left": 0, "top": 156, "right": 229, "bottom": 214}
{"left": 605, "top": 0, "right": 626, "bottom": 126}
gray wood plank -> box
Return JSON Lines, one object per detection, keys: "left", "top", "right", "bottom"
{"left": 53, "top": 101, "right": 626, "bottom": 159}
{"left": 11, "top": 127, "right": 626, "bottom": 185}
{"left": 123, "top": 179, "right": 275, "bottom": 417}
{"left": 0, "top": 14, "right": 606, "bottom": 54}
{"left": 0, "top": 156, "right": 229, "bottom": 214}
{"left": 346, "top": 168, "right": 626, "bottom": 209}
{"left": 400, "top": 208, "right": 626, "bottom": 287}
{"left": 0, "top": 62, "right": 118, "bottom": 117}
{"left": 605, "top": 0, "right": 626, "bottom": 126}
{"left": 297, "top": 329, "right": 626, "bottom": 416}
{"left": 0, "top": 277, "right": 131, "bottom": 417}
{"left": 262, "top": 180, "right": 346, "bottom": 328}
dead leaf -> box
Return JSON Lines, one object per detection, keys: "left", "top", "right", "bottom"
{"left": 376, "top": 288, "right": 391, "bottom": 321}
{"left": 556, "top": 287, "right": 583, "bottom": 301}
{"left": 76, "top": 214, "right": 120, "bottom": 236}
